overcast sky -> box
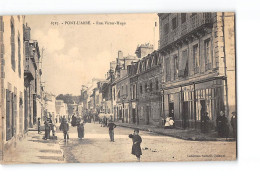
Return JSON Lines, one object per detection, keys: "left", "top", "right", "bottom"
{"left": 25, "top": 14, "right": 159, "bottom": 96}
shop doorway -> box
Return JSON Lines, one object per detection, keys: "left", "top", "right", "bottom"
{"left": 146, "top": 106, "right": 151, "bottom": 125}
{"left": 200, "top": 100, "right": 206, "bottom": 119}
{"left": 169, "top": 102, "right": 174, "bottom": 119}
{"left": 182, "top": 101, "right": 189, "bottom": 129}
{"left": 132, "top": 108, "right": 136, "bottom": 124}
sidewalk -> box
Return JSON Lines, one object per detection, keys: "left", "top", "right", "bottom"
{"left": 115, "top": 122, "right": 235, "bottom": 141}
{"left": 2, "top": 131, "right": 65, "bottom": 164}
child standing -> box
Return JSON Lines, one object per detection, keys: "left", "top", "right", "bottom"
{"left": 129, "top": 129, "right": 142, "bottom": 162}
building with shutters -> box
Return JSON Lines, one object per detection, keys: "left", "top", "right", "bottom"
{"left": 130, "top": 50, "right": 162, "bottom": 126}
{"left": 158, "top": 12, "right": 236, "bottom": 129}
{"left": 0, "top": 16, "right": 26, "bottom": 153}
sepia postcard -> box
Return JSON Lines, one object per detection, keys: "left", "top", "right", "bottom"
{"left": 0, "top": 12, "right": 236, "bottom": 164}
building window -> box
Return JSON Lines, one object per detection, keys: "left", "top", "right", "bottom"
{"left": 11, "top": 20, "right": 15, "bottom": 71}
{"left": 156, "top": 79, "right": 159, "bottom": 90}
{"left": 126, "top": 85, "right": 128, "bottom": 97}
{"left": 165, "top": 57, "right": 171, "bottom": 81}
{"left": 204, "top": 39, "right": 211, "bottom": 71}
{"left": 171, "top": 17, "right": 177, "bottom": 30}
{"left": 145, "top": 83, "right": 148, "bottom": 93}
{"left": 183, "top": 50, "right": 189, "bottom": 77}
{"left": 191, "top": 13, "right": 197, "bottom": 17}
{"left": 150, "top": 82, "right": 153, "bottom": 92}
{"left": 18, "top": 35, "right": 21, "bottom": 77}
{"left": 181, "top": 13, "right": 186, "bottom": 24}
{"left": 193, "top": 44, "right": 199, "bottom": 74}
{"left": 164, "top": 23, "right": 169, "bottom": 35}
{"left": 173, "top": 55, "right": 178, "bottom": 80}
{"left": 140, "top": 85, "right": 143, "bottom": 94}
{"left": 113, "top": 88, "right": 115, "bottom": 100}
{"left": 133, "top": 84, "right": 136, "bottom": 99}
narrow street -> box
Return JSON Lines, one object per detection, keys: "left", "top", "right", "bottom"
{"left": 57, "top": 123, "right": 236, "bottom": 163}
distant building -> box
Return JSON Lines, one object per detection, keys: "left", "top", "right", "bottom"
{"left": 44, "top": 92, "right": 56, "bottom": 122}
{"left": 55, "top": 100, "right": 68, "bottom": 120}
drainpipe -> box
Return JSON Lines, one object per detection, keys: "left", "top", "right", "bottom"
{"left": 193, "top": 83, "right": 197, "bottom": 129}
{"left": 221, "top": 12, "right": 229, "bottom": 117}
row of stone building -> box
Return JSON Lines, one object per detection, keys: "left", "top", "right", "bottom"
{"left": 81, "top": 12, "right": 236, "bottom": 130}
{"left": 0, "top": 16, "right": 65, "bottom": 158}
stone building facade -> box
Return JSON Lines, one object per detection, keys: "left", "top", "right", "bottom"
{"left": 134, "top": 51, "right": 162, "bottom": 126}
{"left": 0, "top": 16, "right": 26, "bottom": 152}
{"left": 158, "top": 12, "right": 236, "bottom": 129}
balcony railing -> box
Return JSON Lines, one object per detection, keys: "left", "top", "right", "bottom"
{"left": 159, "top": 13, "right": 213, "bottom": 49}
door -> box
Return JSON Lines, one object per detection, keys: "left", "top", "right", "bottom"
{"left": 132, "top": 108, "right": 136, "bottom": 124}
{"left": 182, "top": 101, "right": 189, "bottom": 129}
{"left": 146, "top": 106, "right": 151, "bottom": 125}
{"left": 169, "top": 102, "right": 174, "bottom": 119}
{"left": 200, "top": 100, "right": 206, "bottom": 120}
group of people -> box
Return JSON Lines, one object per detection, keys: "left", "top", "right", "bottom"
{"left": 216, "top": 110, "right": 237, "bottom": 139}
{"left": 163, "top": 117, "right": 175, "bottom": 129}
{"left": 59, "top": 115, "right": 85, "bottom": 140}
{"left": 100, "top": 117, "right": 108, "bottom": 127}
{"left": 41, "top": 117, "right": 57, "bottom": 140}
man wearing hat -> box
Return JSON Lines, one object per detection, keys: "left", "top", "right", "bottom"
{"left": 60, "top": 118, "right": 69, "bottom": 141}
{"left": 230, "top": 111, "right": 237, "bottom": 139}
{"left": 107, "top": 120, "right": 116, "bottom": 142}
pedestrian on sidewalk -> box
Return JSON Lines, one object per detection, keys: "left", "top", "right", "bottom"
{"left": 129, "top": 129, "right": 142, "bottom": 162}
{"left": 230, "top": 111, "right": 237, "bottom": 139}
{"left": 201, "top": 112, "right": 210, "bottom": 133}
{"left": 44, "top": 120, "right": 50, "bottom": 140}
{"left": 107, "top": 120, "right": 116, "bottom": 142}
{"left": 216, "top": 110, "right": 229, "bottom": 138}
{"left": 60, "top": 119, "right": 69, "bottom": 141}
{"left": 37, "top": 118, "right": 41, "bottom": 134}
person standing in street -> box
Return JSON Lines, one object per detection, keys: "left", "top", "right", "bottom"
{"left": 60, "top": 119, "right": 69, "bottom": 141}
{"left": 230, "top": 111, "right": 237, "bottom": 139}
{"left": 201, "top": 112, "right": 210, "bottom": 133}
{"left": 107, "top": 120, "right": 116, "bottom": 142}
{"left": 77, "top": 122, "right": 85, "bottom": 139}
{"left": 129, "top": 129, "right": 142, "bottom": 162}
{"left": 37, "top": 118, "right": 41, "bottom": 134}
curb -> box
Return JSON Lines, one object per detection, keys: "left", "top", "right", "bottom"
{"left": 116, "top": 123, "right": 235, "bottom": 142}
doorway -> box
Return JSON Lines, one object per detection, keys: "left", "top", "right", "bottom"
{"left": 146, "top": 106, "right": 151, "bottom": 125}
{"left": 169, "top": 102, "right": 174, "bottom": 119}
{"left": 182, "top": 101, "right": 189, "bottom": 129}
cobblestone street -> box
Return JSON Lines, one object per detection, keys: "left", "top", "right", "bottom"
{"left": 3, "top": 123, "right": 236, "bottom": 164}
